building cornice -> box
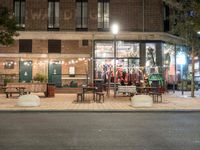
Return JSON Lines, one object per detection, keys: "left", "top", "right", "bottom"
{"left": 15, "top": 31, "right": 184, "bottom": 44}
{"left": 0, "top": 53, "right": 90, "bottom": 58}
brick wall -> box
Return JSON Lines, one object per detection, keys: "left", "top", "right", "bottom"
{"left": 144, "top": 0, "right": 163, "bottom": 32}
{"left": 1, "top": 0, "right": 164, "bottom": 32}
{"left": 32, "top": 40, "right": 48, "bottom": 53}
{"left": 0, "top": 58, "right": 19, "bottom": 75}
{"left": 26, "top": 0, "right": 48, "bottom": 30}
{"left": 60, "top": 0, "right": 75, "bottom": 31}
{"left": 61, "top": 40, "right": 92, "bottom": 55}
{"left": 110, "top": 0, "right": 163, "bottom": 32}
{"left": 110, "top": 0, "right": 143, "bottom": 31}
{"left": 0, "top": 41, "right": 19, "bottom": 53}
{"left": 88, "top": 0, "right": 98, "bottom": 31}
{"left": 0, "top": 0, "right": 13, "bottom": 11}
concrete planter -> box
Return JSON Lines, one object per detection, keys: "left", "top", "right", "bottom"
{"left": 131, "top": 95, "right": 153, "bottom": 107}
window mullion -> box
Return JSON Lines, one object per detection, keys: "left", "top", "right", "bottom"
{"left": 53, "top": 2, "right": 55, "bottom": 28}
{"left": 81, "top": 2, "right": 83, "bottom": 28}
{"left": 19, "top": 0, "right": 21, "bottom": 25}
{"left": 103, "top": 2, "right": 104, "bottom": 28}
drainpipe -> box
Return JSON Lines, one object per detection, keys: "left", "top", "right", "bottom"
{"left": 91, "top": 33, "right": 95, "bottom": 84}
{"left": 173, "top": 44, "right": 176, "bottom": 93}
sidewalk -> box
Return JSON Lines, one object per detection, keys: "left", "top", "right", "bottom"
{"left": 0, "top": 91, "right": 200, "bottom": 111}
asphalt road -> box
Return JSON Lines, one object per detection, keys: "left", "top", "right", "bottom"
{"left": 0, "top": 112, "right": 200, "bottom": 150}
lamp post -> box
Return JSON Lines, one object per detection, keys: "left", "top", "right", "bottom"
{"left": 111, "top": 23, "right": 119, "bottom": 98}
{"left": 177, "top": 52, "right": 186, "bottom": 95}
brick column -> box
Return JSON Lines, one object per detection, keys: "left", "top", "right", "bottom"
{"left": 156, "top": 42, "right": 163, "bottom": 67}
{"left": 140, "top": 42, "right": 146, "bottom": 67}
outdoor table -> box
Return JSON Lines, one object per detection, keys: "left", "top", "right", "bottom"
{"left": 136, "top": 87, "right": 157, "bottom": 94}
{"left": 4, "top": 86, "right": 26, "bottom": 98}
{"left": 82, "top": 86, "right": 97, "bottom": 102}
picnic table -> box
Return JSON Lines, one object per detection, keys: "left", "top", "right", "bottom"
{"left": 3, "top": 86, "right": 27, "bottom": 98}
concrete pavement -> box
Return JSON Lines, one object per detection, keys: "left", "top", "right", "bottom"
{"left": 0, "top": 91, "right": 200, "bottom": 111}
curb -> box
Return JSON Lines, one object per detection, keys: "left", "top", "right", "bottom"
{"left": 1, "top": 109, "right": 200, "bottom": 113}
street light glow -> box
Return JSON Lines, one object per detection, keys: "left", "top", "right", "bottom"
{"left": 197, "top": 31, "right": 200, "bottom": 35}
{"left": 177, "top": 52, "right": 186, "bottom": 65}
{"left": 111, "top": 23, "right": 119, "bottom": 35}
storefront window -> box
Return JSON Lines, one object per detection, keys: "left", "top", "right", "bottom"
{"left": 117, "top": 41, "right": 139, "bottom": 58}
{"left": 146, "top": 43, "right": 156, "bottom": 67}
{"left": 95, "top": 59, "right": 114, "bottom": 81}
{"left": 95, "top": 41, "right": 141, "bottom": 85}
{"left": 163, "top": 43, "right": 175, "bottom": 84}
{"left": 95, "top": 42, "right": 114, "bottom": 58}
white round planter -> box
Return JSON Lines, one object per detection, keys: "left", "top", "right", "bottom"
{"left": 17, "top": 95, "right": 40, "bottom": 107}
{"left": 131, "top": 95, "right": 153, "bottom": 107}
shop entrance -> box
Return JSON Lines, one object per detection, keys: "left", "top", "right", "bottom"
{"left": 19, "top": 60, "right": 32, "bottom": 83}
{"left": 48, "top": 61, "right": 62, "bottom": 87}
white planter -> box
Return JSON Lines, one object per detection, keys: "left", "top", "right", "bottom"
{"left": 17, "top": 95, "right": 40, "bottom": 107}
{"left": 131, "top": 95, "right": 153, "bottom": 107}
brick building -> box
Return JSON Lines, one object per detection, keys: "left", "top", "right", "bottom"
{"left": 0, "top": 0, "right": 184, "bottom": 87}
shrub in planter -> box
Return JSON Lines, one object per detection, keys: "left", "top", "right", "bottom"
{"left": 33, "top": 73, "right": 47, "bottom": 83}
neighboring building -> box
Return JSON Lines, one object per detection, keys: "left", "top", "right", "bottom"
{"left": 0, "top": 0, "right": 185, "bottom": 88}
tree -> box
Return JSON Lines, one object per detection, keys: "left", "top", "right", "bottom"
{"left": 0, "top": 7, "right": 18, "bottom": 45}
{"left": 164, "top": 0, "right": 200, "bottom": 97}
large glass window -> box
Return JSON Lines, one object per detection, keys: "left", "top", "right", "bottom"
{"left": 48, "top": 0, "right": 59, "bottom": 29}
{"left": 98, "top": 0, "right": 109, "bottom": 29}
{"left": 14, "top": 0, "right": 25, "bottom": 28}
{"left": 117, "top": 41, "right": 140, "bottom": 58}
{"left": 76, "top": 0, "right": 88, "bottom": 30}
{"left": 94, "top": 41, "right": 140, "bottom": 85}
{"left": 95, "top": 41, "right": 114, "bottom": 58}
{"left": 163, "top": 43, "right": 175, "bottom": 84}
{"left": 146, "top": 43, "right": 156, "bottom": 67}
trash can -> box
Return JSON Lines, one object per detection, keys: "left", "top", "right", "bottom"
{"left": 46, "top": 83, "right": 55, "bottom": 97}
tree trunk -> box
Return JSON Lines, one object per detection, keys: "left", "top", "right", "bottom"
{"left": 191, "top": 45, "right": 195, "bottom": 97}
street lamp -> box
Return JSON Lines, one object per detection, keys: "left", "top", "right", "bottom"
{"left": 177, "top": 52, "right": 186, "bottom": 95}
{"left": 111, "top": 23, "right": 119, "bottom": 98}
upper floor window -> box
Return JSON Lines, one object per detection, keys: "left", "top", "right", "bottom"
{"left": 48, "top": 0, "right": 59, "bottom": 30}
{"left": 14, "top": 0, "right": 25, "bottom": 28}
{"left": 76, "top": 0, "right": 88, "bottom": 30}
{"left": 48, "top": 40, "right": 61, "bottom": 53}
{"left": 163, "top": 3, "right": 170, "bottom": 32}
{"left": 19, "top": 39, "right": 32, "bottom": 53}
{"left": 98, "top": 0, "right": 109, "bottom": 30}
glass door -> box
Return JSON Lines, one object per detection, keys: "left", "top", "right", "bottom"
{"left": 48, "top": 61, "right": 62, "bottom": 87}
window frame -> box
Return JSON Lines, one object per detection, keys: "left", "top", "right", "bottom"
{"left": 76, "top": 0, "right": 88, "bottom": 31}
{"left": 48, "top": 40, "right": 61, "bottom": 53}
{"left": 14, "top": 0, "right": 26, "bottom": 29}
{"left": 48, "top": 0, "right": 60, "bottom": 31}
{"left": 98, "top": 0, "right": 110, "bottom": 31}
{"left": 19, "top": 39, "right": 32, "bottom": 53}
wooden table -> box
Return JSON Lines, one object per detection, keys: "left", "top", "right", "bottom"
{"left": 82, "top": 86, "right": 97, "bottom": 102}
{"left": 4, "top": 86, "right": 26, "bottom": 98}
{"left": 136, "top": 87, "right": 157, "bottom": 94}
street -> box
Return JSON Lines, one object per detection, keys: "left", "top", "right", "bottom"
{"left": 0, "top": 112, "right": 200, "bottom": 150}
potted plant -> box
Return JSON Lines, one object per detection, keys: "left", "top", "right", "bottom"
{"left": 33, "top": 73, "right": 47, "bottom": 83}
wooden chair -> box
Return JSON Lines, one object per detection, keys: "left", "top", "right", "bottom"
{"left": 96, "top": 92, "right": 105, "bottom": 103}
{"left": 77, "top": 92, "right": 83, "bottom": 102}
